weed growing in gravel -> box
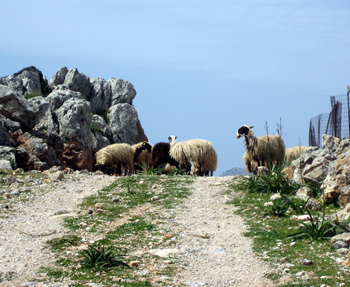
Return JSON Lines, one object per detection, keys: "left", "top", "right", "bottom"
{"left": 45, "top": 174, "right": 193, "bottom": 286}
{"left": 228, "top": 171, "right": 350, "bottom": 286}
{"left": 80, "top": 242, "right": 130, "bottom": 269}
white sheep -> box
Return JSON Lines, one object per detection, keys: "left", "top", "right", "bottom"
{"left": 95, "top": 143, "right": 134, "bottom": 176}
{"left": 285, "top": 146, "right": 308, "bottom": 162}
{"left": 168, "top": 135, "right": 218, "bottom": 176}
{"left": 236, "top": 125, "right": 285, "bottom": 174}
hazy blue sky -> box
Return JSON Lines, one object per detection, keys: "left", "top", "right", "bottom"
{"left": 1, "top": 1, "right": 349, "bottom": 175}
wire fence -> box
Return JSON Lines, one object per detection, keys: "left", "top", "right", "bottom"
{"left": 309, "top": 87, "right": 350, "bottom": 147}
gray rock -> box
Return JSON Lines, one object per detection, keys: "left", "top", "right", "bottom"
{"left": 0, "top": 85, "right": 36, "bottom": 129}
{"left": 55, "top": 98, "right": 93, "bottom": 149}
{"left": 336, "top": 248, "right": 349, "bottom": 255}
{"left": 91, "top": 114, "right": 112, "bottom": 140}
{"left": 331, "top": 233, "right": 350, "bottom": 245}
{"left": 62, "top": 68, "right": 91, "bottom": 100}
{"left": 91, "top": 131, "right": 111, "bottom": 153}
{"left": 108, "top": 103, "right": 139, "bottom": 144}
{"left": 49, "top": 66, "right": 68, "bottom": 86}
{"left": 302, "top": 157, "right": 331, "bottom": 184}
{"left": 0, "top": 159, "right": 12, "bottom": 170}
{"left": 28, "top": 96, "right": 58, "bottom": 133}
{"left": 0, "top": 66, "right": 47, "bottom": 96}
{"left": 0, "top": 116, "right": 16, "bottom": 146}
{"left": 0, "top": 146, "right": 29, "bottom": 170}
{"left": 333, "top": 240, "right": 348, "bottom": 250}
{"left": 109, "top": 78, "right": 136, "bottom": 106}
{"left": 90, "top": 77, "right": 111, "bottom": 114}
{"left": 322, "top": 134, "right": 340, "bottom": 153}
{"left": 46, "top": 88, "right": 83, "bottom": 110}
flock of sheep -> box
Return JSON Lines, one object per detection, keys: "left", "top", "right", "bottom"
{"left": 94, "top": 125, "right": 307, "bottom": 176}
{"left": 94, "top": 135, "right": 218, "bottom": 176}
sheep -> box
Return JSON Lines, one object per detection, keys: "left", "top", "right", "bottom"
{"left": 285, "top": 146, "right": 308, "bottom": 162}
{"left": 236, "top": 125, "right": 285, "bottom": 174}
{"left": 95, "top": 143, "right": 134, "bottom": 176}
{"left": 151, "top": 142, "right": 190, "bottom": 174}
{"left": 132, "top": 141, "right": 152, "bottom": 173}
{"left": 168, "top": 135, "right": 218, "bottom": 176}
{"left": 242, "top": 151, "right": 256, "bottom": 174}
{"left": 95, "top": 141, "right": 152, "bottom": 176}
{"left": 151, "top": 142, "right": 180, "bottom": 168}
{"left": 190, "top": 141, "right": 218, "bottom": 176}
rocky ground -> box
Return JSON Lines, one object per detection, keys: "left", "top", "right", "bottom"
{"left": 0, "top": 170, "right": 274, "bottom": 287}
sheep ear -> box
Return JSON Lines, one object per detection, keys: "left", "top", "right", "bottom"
{"left": 250, "top": 126, "right": 254, "bottom": 129}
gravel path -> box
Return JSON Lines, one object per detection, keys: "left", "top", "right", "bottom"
{"left": 0, "top": 172, "right": 274, "bottom": 286}
{"left": 172, "top": 176, "right": 274, "bottom": 287}
{"left": 0, "top": 170, "right": 116, "bottom": 286}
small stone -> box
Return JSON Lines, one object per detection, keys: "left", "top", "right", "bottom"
{"left": 342, "top": 260, "right": 350, "bottom": 267}
{"left": 336, "top": 248, "right": 349, "bottom": 255}
{"left": 303, "top": 259, "right": 313, "bottom": 265}
{"left": 165, "top": 233, "right": 175, "bottom": 239}
{"left": 95, "top": 203, "right": 104, "bottom": 209}
{"left": 295, "top": 271, "right": 308, "bottom": 278}
{"left": 331, "top": 233, "right": 350, "bottom": 245}
{"left": 112, "top": 197, "right": 120, "bottom": 203}
{"left": 129, "top": 261, "right": 140, "bottom": 267}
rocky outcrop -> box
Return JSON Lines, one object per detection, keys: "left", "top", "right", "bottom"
{"left": 283, "top": 135, "right": 350, "bottom": 210}
{"left": 0, "top": 66, "right": 148, "bottom": 171}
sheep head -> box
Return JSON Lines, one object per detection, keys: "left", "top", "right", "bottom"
{"left": 141, "top": 141, "right": 152, "bottom": 153}
{"left": 236, "top": 125, "right": 254, "bottom": 138}
{"left": 168, "top": 135, "right": 177, "bottom": 145}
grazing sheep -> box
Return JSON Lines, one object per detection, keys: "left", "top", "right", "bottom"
{"left": 168, "top": 135, "right": 217, "bottom": 176}
{"left": 151, "top": 142, "right": 190, "bottom": 173}
{"left": 190, "top": 142, "right": 218, "bottom": 176}
{"left": 95, "top": 143, "right": 134, "bottom": 176}
{"left": 236, "top": 125, "right": 285, "bottom": 174}
{"left": 132, "top": 141, "right": 152, "bottom": 173}
{"left": 285, "top": 146, "right": 308, "bottom": 162}
{"left": 95, "top": 141, "right": 152, "bottom": 176}
{"left": 151, "top": 142, "right": 179, "bottom": 168}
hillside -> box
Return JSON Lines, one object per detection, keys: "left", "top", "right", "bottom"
{"left": 220, "top": 167, "right": 249, "bottom": 176}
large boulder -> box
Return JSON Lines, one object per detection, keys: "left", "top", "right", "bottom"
{"left": 0, "top": 85, "right": 36, "bottom": 130}
{"left": 62, "top": 68, "right": 92, "bottom": 100}
{"left": 0, "top": 115, "right": 16, "bottom": 147}
{"left": 108, "top": 103, "right": 139, "bottom": 144}
{"left": 16, "top": 132, "right": 63, "bottom": 170}
{"left": 55, "top": 98, "right": 94, "bottom": 170}
{"left": 0, "top": 66, "right": 51, "bottom": 96}
{"left": 0, "top": 146, "right": 29, "bottom": 170}
{"left": 90, "top": 78, "right": 111, "bottom": 115}
{"left": 323, "top": 151, "right": 350, "bottom": 207}
{"left": 109, "top": 78, "right": 136, "bottom": 106}
{"left": 46, "top": 87, "right": 84, "bottom": 110}
{"left": 28, "top": 96, "right": 58, "bottom": 133}
{"left": 48, "top": 66, "right": 68, "bottom": 86}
